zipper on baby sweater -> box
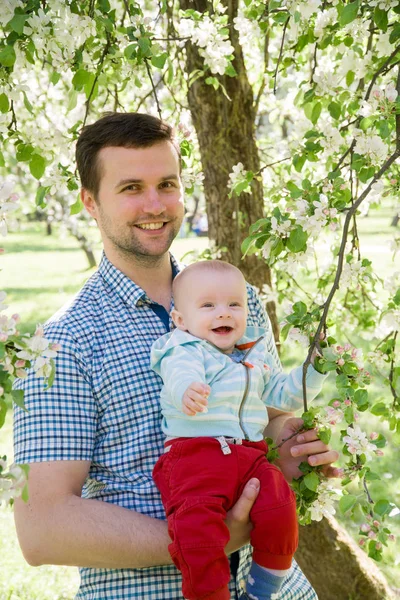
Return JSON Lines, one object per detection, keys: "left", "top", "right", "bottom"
{"left": 238, "top": 336, "right": 264, "bottom": 440}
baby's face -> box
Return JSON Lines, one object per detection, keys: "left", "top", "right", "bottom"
{"left": 173, "top": 270, "right": 247, "bottom": 353}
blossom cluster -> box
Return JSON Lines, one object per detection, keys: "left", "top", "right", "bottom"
{"left": 178, "top": 11, "right": 234, "bottom": 76}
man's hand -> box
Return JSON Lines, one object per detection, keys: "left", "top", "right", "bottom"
{"left": 182, "top": 382, "right": 210, "bottom": 416}
{"left": 274, "top": 416, "right": 340, "bottom": 483}
{"left": 225, "top": 478, "right": 260, "bottom": 554}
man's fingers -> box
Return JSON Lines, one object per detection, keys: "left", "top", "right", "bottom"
{"left": 229, "top": 478, "right": 260, "bottom": 523}
{"left": 295, "top": 429, "right": 319, "bottom": 443}
{"left": 291, "top": 440, "right": 330, "bottom": 458}
{"left": 307, "top": 449, "right": 339, "bottom": 467}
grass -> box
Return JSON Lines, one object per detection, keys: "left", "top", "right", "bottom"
{"left": 1, "top": 211, "right": 399, "bottom": 598}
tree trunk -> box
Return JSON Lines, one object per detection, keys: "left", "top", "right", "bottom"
{"left": 391, "top": 212, "right": 399, "bottom": 227}
{"left": 179, "top": 0, "right": 279, "bottom": 342}
{"left": 179, "top": 0, "right": 394, "bottom": 596}
{"left": 296, "top": 516, "right": 395, "bottom": 600}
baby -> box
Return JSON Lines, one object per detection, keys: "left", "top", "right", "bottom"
{"left": 151, "top": 260, "right": 326, "bottom": 600}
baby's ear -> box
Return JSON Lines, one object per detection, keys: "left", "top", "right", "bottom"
{"left": 171, "top": 309, "right": 187, "bottom": 331}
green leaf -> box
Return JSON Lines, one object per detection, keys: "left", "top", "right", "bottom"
{"left": 346, "top": 70, "right": 355, "bottom": 86}
{"left": 0, "top": 44, "right": 16, "bottom": 67}
{"left": 287, "top": 226, "right": 308, "bottom": 253}
{"left": 364, "top": 471, "right": 380, "bottom": 481}
{"left": 293, "top": 154, "right": 306, "bottom": 172}
{"left": 370, "top": 402, "right": 388, "bottom": 416}
{"left": 374, "top": 499, "right": 391, "bottom": 517}
{"left": 303, "top": 471, "right": 319, "bottom": 492}
{"left": 44, "top": 359, "right": 56, "bottom": 390}
{"left": 70, "top": 195, "right": 83, "bottom": 215}
{"left": 339, "top": 494, "right": 357, "bottom": 514}
{"left": 29, "top": 154, "right": 46, "bottom": 180}
{"left": 8, "top": 13, "right": 29, "bottom": 35}
{"left": 151, "top": 52, "right": 168, "bottom": 69}
{"left": 0, "top": 93, "right": 9, "bottom": 113}
{"left": 374, "top": 7, "right": 388, "bottom": 31}
{"left": 35, "top": 185, "right": 49, "bottom": 208}
{"left": 16, "top": 143, "right": 34, "bottom": 162}
{"left": 11, "top": 389, "right": 28, "bottom": 412}
{"left": 340, "top": 0, "right": 360, "bottom": 27}
{"left": 138, "top": 37, "right": 151, "bottom": 55}
{"left": 354, "top": 389, "right": 369, "bottom": 409}
{"left": 124, "top": 44, "right": 136, "bottom": 60}
{"left": 72, "top": 69, "right": 91, "bottom": 90}
{"left": 318, "top": 428, "right": 331, "bottom": 445}
{"left": 389, "top": 23, "right": 400, "bottom": 44}
{"left": 311, "top": 102, "right": 322, "bottom": 125}
{"left": 0, "top": 398, "right": 7, "bottom": 428}
{"left": 23, "top": 92, "right": 33, "bottom": 114}
{"left": 280, "top": 322, "right": 292, "bottom": 342}
{"left": 225, "top": 63, "right": 238, "bottom": 77}
{"left": 328, "top": 102, "right": 341, "bottom": 120}
{"left": 50, "top": 71, "right": 61, "bottom": 85}
{"left": 292, "top": 301, "right": 307, "bottom": 317}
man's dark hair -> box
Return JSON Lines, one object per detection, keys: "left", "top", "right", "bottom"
{"left": 76, "top": 112, "right": 181, "bottom": 199}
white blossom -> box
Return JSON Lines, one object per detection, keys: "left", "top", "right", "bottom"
{"left": 16, "top": 328, "right": 59, "bottom": 379}
{"left": 384, "top": 272, "right": 400, "bottom": 296}
{"left": 309, "top": 480, "right": 340, "bottom": 521}
{"left": 271, "top": 216, "right": 292, "bottom": 238}
{"left": 288, "top": 327, "right": 309, "bottom": 348}
{"left": 314, "top": 8, "right": 337, "bottom": 40}
{"left": 340, "top": 260, "right": 366, "bottom": 289}
{"left": 0, "top": 463, "right": 26, "bottom": 505}
{"left": 317, "top": 405, "right": 344, "bottom": 427}
{"left": 354, "top": 132, "right": 389, "bottom": 166}
{"left": 381, "top": 309, "right": 400, "bottom": 332}
{"left": 388, "top": 237, "right": 400, "bottom": 258}
{"left": 343, "top": 425, "right": 379, "bottom": 460}
{"left": 376, "top": 32, "right": 395, "bottom": 57}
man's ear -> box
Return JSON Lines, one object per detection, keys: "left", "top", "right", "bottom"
{"left": 81, "top": 188, "right": 98, "bottom": 220}
{"left": 171, "top": 309, "right": 187, "bottom": 331}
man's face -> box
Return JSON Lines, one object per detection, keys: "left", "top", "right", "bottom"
{"left": 172, "top": 270, "right": 248, "bottom": 354}
{"left": 82, "top": 142, "right": 184, "bottom": 261}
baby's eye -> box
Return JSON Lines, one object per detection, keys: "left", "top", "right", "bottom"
{"left": 201, "top": 303, "right": 214, "bottom": 308}
{"left": 230, "top": 302, "right": 241, "bottom": 307}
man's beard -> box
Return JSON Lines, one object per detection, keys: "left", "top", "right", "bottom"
{"left": 99, "top": 213, "right": 182, "bottom": 265}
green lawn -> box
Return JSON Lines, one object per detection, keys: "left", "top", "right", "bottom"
{"left": 1, "top": 212, "right": 399, "bottom": 599}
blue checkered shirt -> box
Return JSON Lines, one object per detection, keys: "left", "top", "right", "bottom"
{"left": 14, "top": 254, "right": 317, "bottom": 600}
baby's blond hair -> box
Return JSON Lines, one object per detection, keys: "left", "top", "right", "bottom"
{"left": 173, "top": 260, "right": 245, "bottom": 309}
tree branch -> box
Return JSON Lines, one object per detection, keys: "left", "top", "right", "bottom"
{"left": 301, "top": 68, "right": 400, "bottom": 412}
{"left": 273, "top": 16, "right": 290, "bottom": 95}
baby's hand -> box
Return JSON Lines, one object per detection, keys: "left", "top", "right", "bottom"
{"left": 182, "top": 382, "right": 210, "bottom": 416}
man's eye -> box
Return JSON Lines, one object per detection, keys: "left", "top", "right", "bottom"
{"left": 123, "top": 184, "right": 140, "bottom": 192}
{"left": 160, "top": 181, "right": 176, "bottom": 189}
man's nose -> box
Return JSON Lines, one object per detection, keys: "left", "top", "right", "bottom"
{"left": 142, "top": 188, "right": 166, "bottom": 214}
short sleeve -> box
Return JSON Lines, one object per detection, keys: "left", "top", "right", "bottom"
{"left": 13, "top": 322, "right": 97, "bottom": 464}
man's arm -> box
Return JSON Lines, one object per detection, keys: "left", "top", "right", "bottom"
{"left": 14, "top": 460, "right": 258, "bottom": 568}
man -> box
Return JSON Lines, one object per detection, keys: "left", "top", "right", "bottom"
{"left": 14, "top": 112, "right": 339, "bottom": 599}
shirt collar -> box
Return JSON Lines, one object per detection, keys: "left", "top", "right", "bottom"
{"left": 98, "top": 252, "right": 183, "bottom": 309}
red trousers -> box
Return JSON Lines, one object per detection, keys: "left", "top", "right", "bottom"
{"left": 153, "top": 437, "right": 298, "bottom": 600}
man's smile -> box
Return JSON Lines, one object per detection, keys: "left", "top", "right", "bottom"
{"left": 135, "top": 222, "right": 166, "bottom": 230}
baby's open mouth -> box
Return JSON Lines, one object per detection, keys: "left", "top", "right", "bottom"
{"left": 212, "top": 326, "right": 233, "bottom": 333}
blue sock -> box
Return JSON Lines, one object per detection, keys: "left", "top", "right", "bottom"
{"left": 246, "top": 561, "right": 285, "bottom": 600}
